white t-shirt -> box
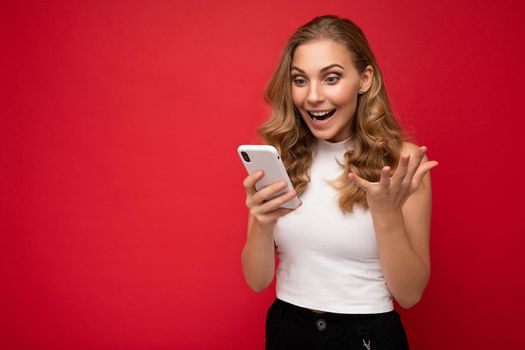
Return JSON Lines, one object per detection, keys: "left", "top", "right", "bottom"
{"left": 273, "top": 137, "right": 394, "bottom": 314}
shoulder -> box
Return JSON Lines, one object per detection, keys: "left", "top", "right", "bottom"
{"left": 401, "top": 141, "right": 427, "bottom": 160}
{"left": 401, "top": 141, "right": 419, "bottom": 154}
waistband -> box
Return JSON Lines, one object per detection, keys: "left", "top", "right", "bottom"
{"left": 274, "top": 298, "right": 399, "bottom": 324}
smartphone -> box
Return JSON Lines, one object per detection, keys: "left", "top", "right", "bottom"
{"left": 237, "top": 145, "right": 301, "bottom": 209}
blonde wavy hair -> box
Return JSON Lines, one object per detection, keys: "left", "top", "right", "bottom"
{"left": 258, "top": 15, "right": 404, "bottom": 214}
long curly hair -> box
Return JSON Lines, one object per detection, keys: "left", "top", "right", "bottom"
{"left": 258, "top": 15, "right": 404, "bottom": 214}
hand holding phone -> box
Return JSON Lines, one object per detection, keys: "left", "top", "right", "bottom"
{"left": 238, "top": 145, "right": 301, "bottom": 210}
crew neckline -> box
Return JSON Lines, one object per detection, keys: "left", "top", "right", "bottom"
{"left": 316, "top": 136, "right": 354, "bottom": 151}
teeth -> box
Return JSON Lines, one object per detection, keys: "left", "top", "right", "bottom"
{"left": 310, "top": 110, "right": 334, "bottom": 116}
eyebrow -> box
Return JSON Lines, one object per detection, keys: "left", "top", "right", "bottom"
{"left": 291, "top": 64, "right": 345, "bottom": 74}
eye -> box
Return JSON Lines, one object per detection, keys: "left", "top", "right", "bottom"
{"left": 326, "top": 75, "right": 340, "bottom": 84}
{"left": 292, "top": 78, "right": 307, "bottom": 86}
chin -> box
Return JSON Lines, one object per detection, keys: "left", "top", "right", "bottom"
{"left": 309, "top": 129, "right": 337, "bottom": 141}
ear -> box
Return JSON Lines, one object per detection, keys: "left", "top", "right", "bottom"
{"left": 359, "top": 65, "right": 374, "bottom": 94}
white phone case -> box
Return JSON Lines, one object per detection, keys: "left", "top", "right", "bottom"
{"left": 237, "top": 145, "right": 301, "bottom": 209}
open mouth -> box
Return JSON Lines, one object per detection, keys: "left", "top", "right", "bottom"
{"left": 307, "top": 109, "right": 336, "bottom": 121}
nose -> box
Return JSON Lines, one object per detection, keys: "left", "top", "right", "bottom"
{"left": 306, "top": 81, "right": 325, "bottom": 105}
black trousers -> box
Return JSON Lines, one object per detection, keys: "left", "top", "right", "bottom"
{"left": 266, "top": 298, "right": 409, "bottom": 350}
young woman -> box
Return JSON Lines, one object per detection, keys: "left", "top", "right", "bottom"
{"left": 241, "top": 15, "right": 438, "bottom": 350}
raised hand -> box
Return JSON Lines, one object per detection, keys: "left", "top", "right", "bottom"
{"left": 347, "top": 146, "right": 438, "bottom": 215}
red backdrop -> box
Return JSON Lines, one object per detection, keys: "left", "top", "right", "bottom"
{"left": 2, "top": 0, "right": 524, "bottom": 349}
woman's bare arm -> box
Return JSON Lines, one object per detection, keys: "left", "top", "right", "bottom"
{"left": 348, "top": 143, "right": 438, "bottom": 308}
{"left": 240, "top": 171, "right": 300, "bottom": 292}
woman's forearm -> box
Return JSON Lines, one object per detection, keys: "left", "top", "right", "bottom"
{"left": 372, "top": 211, "right": 430, "bottom": 308}
{"left": 241, "top": 220, "right": 276, "bottom": 292}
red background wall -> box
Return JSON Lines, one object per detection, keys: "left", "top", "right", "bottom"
{"left": 2, "top": 0, "right": 524, "bottom": 349}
